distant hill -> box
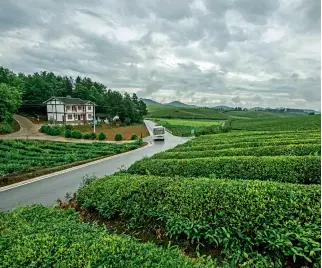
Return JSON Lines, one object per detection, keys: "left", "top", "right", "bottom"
{"left": 164, "top": 101, "right": 196, "bottom": 108}
{"left": 212, "top": 105, "right": 234, "bottom": 111}
{"left": 141, "top": 98, "right": 162, "bottom": 106}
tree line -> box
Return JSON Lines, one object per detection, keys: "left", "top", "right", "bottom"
{"left": 0, "top": 66, "right": 147, "bottom": 132}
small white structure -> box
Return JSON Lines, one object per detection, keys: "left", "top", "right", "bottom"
{"left": 43, "top": 96, "right": 95, "bottom": 124}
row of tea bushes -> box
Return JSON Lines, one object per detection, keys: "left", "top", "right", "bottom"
{"left": 0, "top": 206, "right": 213, "bottom": 267}
{"left": 77, "top": 174, "right": 321, "bottom": 267}
{"left": 127, "top": 156, "right": 321, "bottom": 184}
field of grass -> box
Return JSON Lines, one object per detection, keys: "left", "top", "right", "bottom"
{"left": 0, "top": 139, "right": 142, "bottom": 186}
{"left": 224, "top": 110, "right": 305, "bottom": 118}
{"left": 147, "top": 105, "right": 229, "bottom": 120}
{"left": 231, "top": 114, "right": 321, "bottom": 131}
{"left": 153, "top": 118, "right": 223, "bottom": 136}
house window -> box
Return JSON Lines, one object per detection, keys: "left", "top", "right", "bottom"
{"left": 78, "top": 106, "right": 82, "bottom": 110}
{"left": 66, "top": 106, "right": 71, "bottom": 110}
{"left": 68, "top": 115, "right": 72, "bottom": 120}
{"left": 88, "top": 114, "right": 92, "bottom": 119}
{"left": 88, "top": 106, "right": 92, "bottom": 110}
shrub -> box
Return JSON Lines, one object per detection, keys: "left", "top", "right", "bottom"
{"left": 64, "top": 129, "right": 71, "bottom": 138}
{"left": 71, "top": 130, "right": 82, "bottom": 139}
{"left": 82, "top": 133, "right": 91, "bottom": 139}
{"left": 127, "top": 156, "right": 321, "bottom": 184}
{"left": 0, "top": 123, "right": 13, "bottom": 134}
{"left": 90, "top": 132, "right": 97, "bottom": 140}
{"left": 125, "top": 118, "right": 131, "bottom": 125}
{"left": 98, "top": 132, "right": 106, "bottom": 141}
{"left": 131, "top": 134, "right": 138, "bottom": 140}
{"left": 40, "top": 125, "right": 50, "bottom": 133}
{"left": 0, "top": 206, "right": 213, "bottom": 267}
{"left": 114, "top": 133, "right": 123, "bottom": 141}
{"left": 65, "top": 124, "right": 73, "bottom": 130}
{"left": 40, "top": 125, "right": 61, "bottom": 136}
{"left": 77, "top": 174, "right": 321, "bottom": 267}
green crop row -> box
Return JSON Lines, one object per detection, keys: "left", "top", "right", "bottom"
{"left": 0, "top": 206, "right": 213, "bottom": 268}
{"left": 127, "top": 156, "right": 321, "bottom": 184}
{"left": 77, "top": 174, "right": 321, "bottom": 267}
{"left": 0, "top": 140, "right": 141, "bottom": 176}
{"left": 171, "top": 139, "right": 320, "bottom": 152}
{"left": 152, "top": 144, "right": 321, "bottom": 159}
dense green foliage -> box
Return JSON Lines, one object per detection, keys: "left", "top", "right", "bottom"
{"left": 224, "top": 110, "right": 305, "bottom": 118}
{"left": 0, "top": 139, "right": 141, "bottom": 176}
{"left": 153, "top": 144, "right": 321, "bottom": 159}
{"left": 0, "top": 83, "right": 22, "bottom": 133}
{"left": 0, "top": 206, "right": 213, "bottom": 267}
{"left": 0, "top": 66, "right": 147, "bottom": 124}
{"left": 127, "top": 156, "right": 320, "bottom": 184}
{"left": 147, "top": 105, "right": 229, "bottom": 120}
{"left": 231, "top": 115, "right": 321, "bottom": 131}
{"left": 114, "top": 133, "right": 123, "bottom": 141}
{"left": 71, "top": 130, "right": 83, "bottom": 139}
{"left": 131, "top": 134, "right": 138, "bottom": 140}
{"left": 40, "top": 125, "right": 62, "bottom": 136}
{"left": 77, "top": 174, "right": 321, "bottom": 267}
{"left": 98, "top": 132, "right": 106, "bottom": 140}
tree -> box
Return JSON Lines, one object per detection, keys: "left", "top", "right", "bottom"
{"left": 0, "top": 83, "right": 22, "bottom": 123}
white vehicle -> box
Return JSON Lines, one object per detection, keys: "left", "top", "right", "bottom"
{"left": 153, "top": 125, "right": 165, "bottom": 140}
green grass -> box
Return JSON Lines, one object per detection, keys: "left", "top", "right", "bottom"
{"left": 224, "top": 110, "right": 305, "bottom": 118}
{"left": 231, "top": 115, "right": 321, "bottom": 131}
{"left": 0, "top": 205, "right": 212, "bottom": 267}
{"left": 147, "top": 105, "right": 228, "bottom": 120}
{"left": 0, "top": 139, "right": 141, "bottom": 176}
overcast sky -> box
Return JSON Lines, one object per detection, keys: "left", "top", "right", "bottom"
{"left": 0, "top": 0, "right": 320, "bottom": 109}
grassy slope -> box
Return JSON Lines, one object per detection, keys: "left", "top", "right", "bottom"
{"left": 231, "top": 114, "right": 321, "bottom": 131}
{"left": 147, "top": 105, "right": 228, "bottom": 120}
{"left": 224, "top": 110, "right": 305, "bottom": 118}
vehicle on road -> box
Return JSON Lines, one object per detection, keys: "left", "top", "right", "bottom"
{"left": 153, "top": 125, "right": 165, "bottom": 140}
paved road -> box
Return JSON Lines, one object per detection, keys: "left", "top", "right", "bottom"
{"left": 0, "top": 120, "right": 189, "bottom": 211}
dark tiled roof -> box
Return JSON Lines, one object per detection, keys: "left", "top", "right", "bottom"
{"left": 55, "top": 97, "right": 85, "bottom": 105}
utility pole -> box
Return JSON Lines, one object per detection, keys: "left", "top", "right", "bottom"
{"left": 93, "top": 103, "right": 96, "bottom": 133}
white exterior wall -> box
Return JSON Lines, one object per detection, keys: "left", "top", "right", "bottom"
{"left": 46, "top": 100, "right": 65, "bottom": 122}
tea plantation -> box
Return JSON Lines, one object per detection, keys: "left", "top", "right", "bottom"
{"left": 0, "top": 139, "right": 141, "bottom": 178}
{"left": 77, "top": 128, "right": 321, "bottom": 266}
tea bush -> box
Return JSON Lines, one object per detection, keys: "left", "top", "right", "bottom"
{"left": 82, "top": 133, "right": 91, "bottom": 139}
{"left": 64, "top": 129, "right": 72, "bottom": 138}
{"left": 98, "top": 132, "right": 106, "bottom": 140}
{"left": 0, "top": 205, "right": 213, "bottom": 268}
{"left": 131, "top": 134, "right": 138, "bottom": 140}
{"left": 77, "top": 174, "right": 321, "bottom": 267}
{"left": 71, "top": 130, "right": 82, "bottom": 139}
{"left": 127, "top": 156, "right": 321, "bottom": 184}
{"left": 153, "top": 144, "right": 321, "bottom": 159}
{"left": 115, "top": 133, "right": 123, "bottom": 141}
{"left": 90, "top": 132, "right": 97, "bottom": 140}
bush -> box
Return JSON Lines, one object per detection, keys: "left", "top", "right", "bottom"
{"left": 0, "top": 123, "right": 13, "bottom": 134}
{"left": 65, "top": 124, "right": 73, "bottom": 130}
{"left": 0, "top": 206, "right": 213, "bottom": 267}
{"left": 82, "top": 133, "right": 91, "bottom": 139}
{"left": 77, "top": 174, "right": 321, "bottom": 266}
{"left": 40, "top": 125, "right": 50, "bottom": 133}
{"left": 90, "top": 132, "right": 97, "bottom": 140}
{"left": 128, "top": 156, "right": 321, "bottom": 184}
{"left": 98, "top": 132, "right": 106, "bottom": 141}
{"left": 114, "top": 133, "right": 123, "bottom": 141}
{"left": 64, "top": 129, "right": 71, "bottom": 138}
{"left": 153, "top": 144, "right": 321, "bottom": 159}
{"left": 40, "top": 125, "right": 61, "bottom": 136}
{"left": 125, "top": 118, "right": 131, "bottom": 125}
{"left": 131, "top": 134, "right": 138, "bottom": 140}
{"left": 71, "top": 130, "right": 82, "bottom": 139}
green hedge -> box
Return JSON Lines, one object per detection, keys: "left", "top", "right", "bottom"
{"left": 127, "top": 156, "right": 321, "bottom": 184}
{"left": 77, "top": 175, "right": 321, "bottom": 266}
{"left": 172, "top": 139, "right": 320, "bottom": 152}
{"left": 0, "top": 206, "right": 212, "bottom": 267}
{"left": 40, "top": 125, "right": 62, "bottom": 136}
{"left": 153, "top": 144, "right": 321, "bottom": 159}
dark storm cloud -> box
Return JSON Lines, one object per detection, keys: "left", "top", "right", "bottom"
{"left": 0, "top": 0, "right": 320, "bottom": 109}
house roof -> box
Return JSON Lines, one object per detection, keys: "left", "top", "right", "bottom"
{"left": 43, "top": 97, "right": 96, "bottom": 105}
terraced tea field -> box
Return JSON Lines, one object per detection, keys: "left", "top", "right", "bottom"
{"left": 0, "top": 139, "right": 141, "bottom": 186}
{"left": 76, "top": 127, "right": 321, "bottom": 266}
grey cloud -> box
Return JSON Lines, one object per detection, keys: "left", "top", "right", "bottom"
{"left": 0, "top": 0, "right": 320, "bottom": 110}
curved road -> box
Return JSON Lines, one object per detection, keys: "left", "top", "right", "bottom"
{"left": 0, "top": 120, "right": 189, "bottom": 211}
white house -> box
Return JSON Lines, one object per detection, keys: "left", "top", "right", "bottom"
{"left": 43, "top": 96, "right": 95, "bottom": 124}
